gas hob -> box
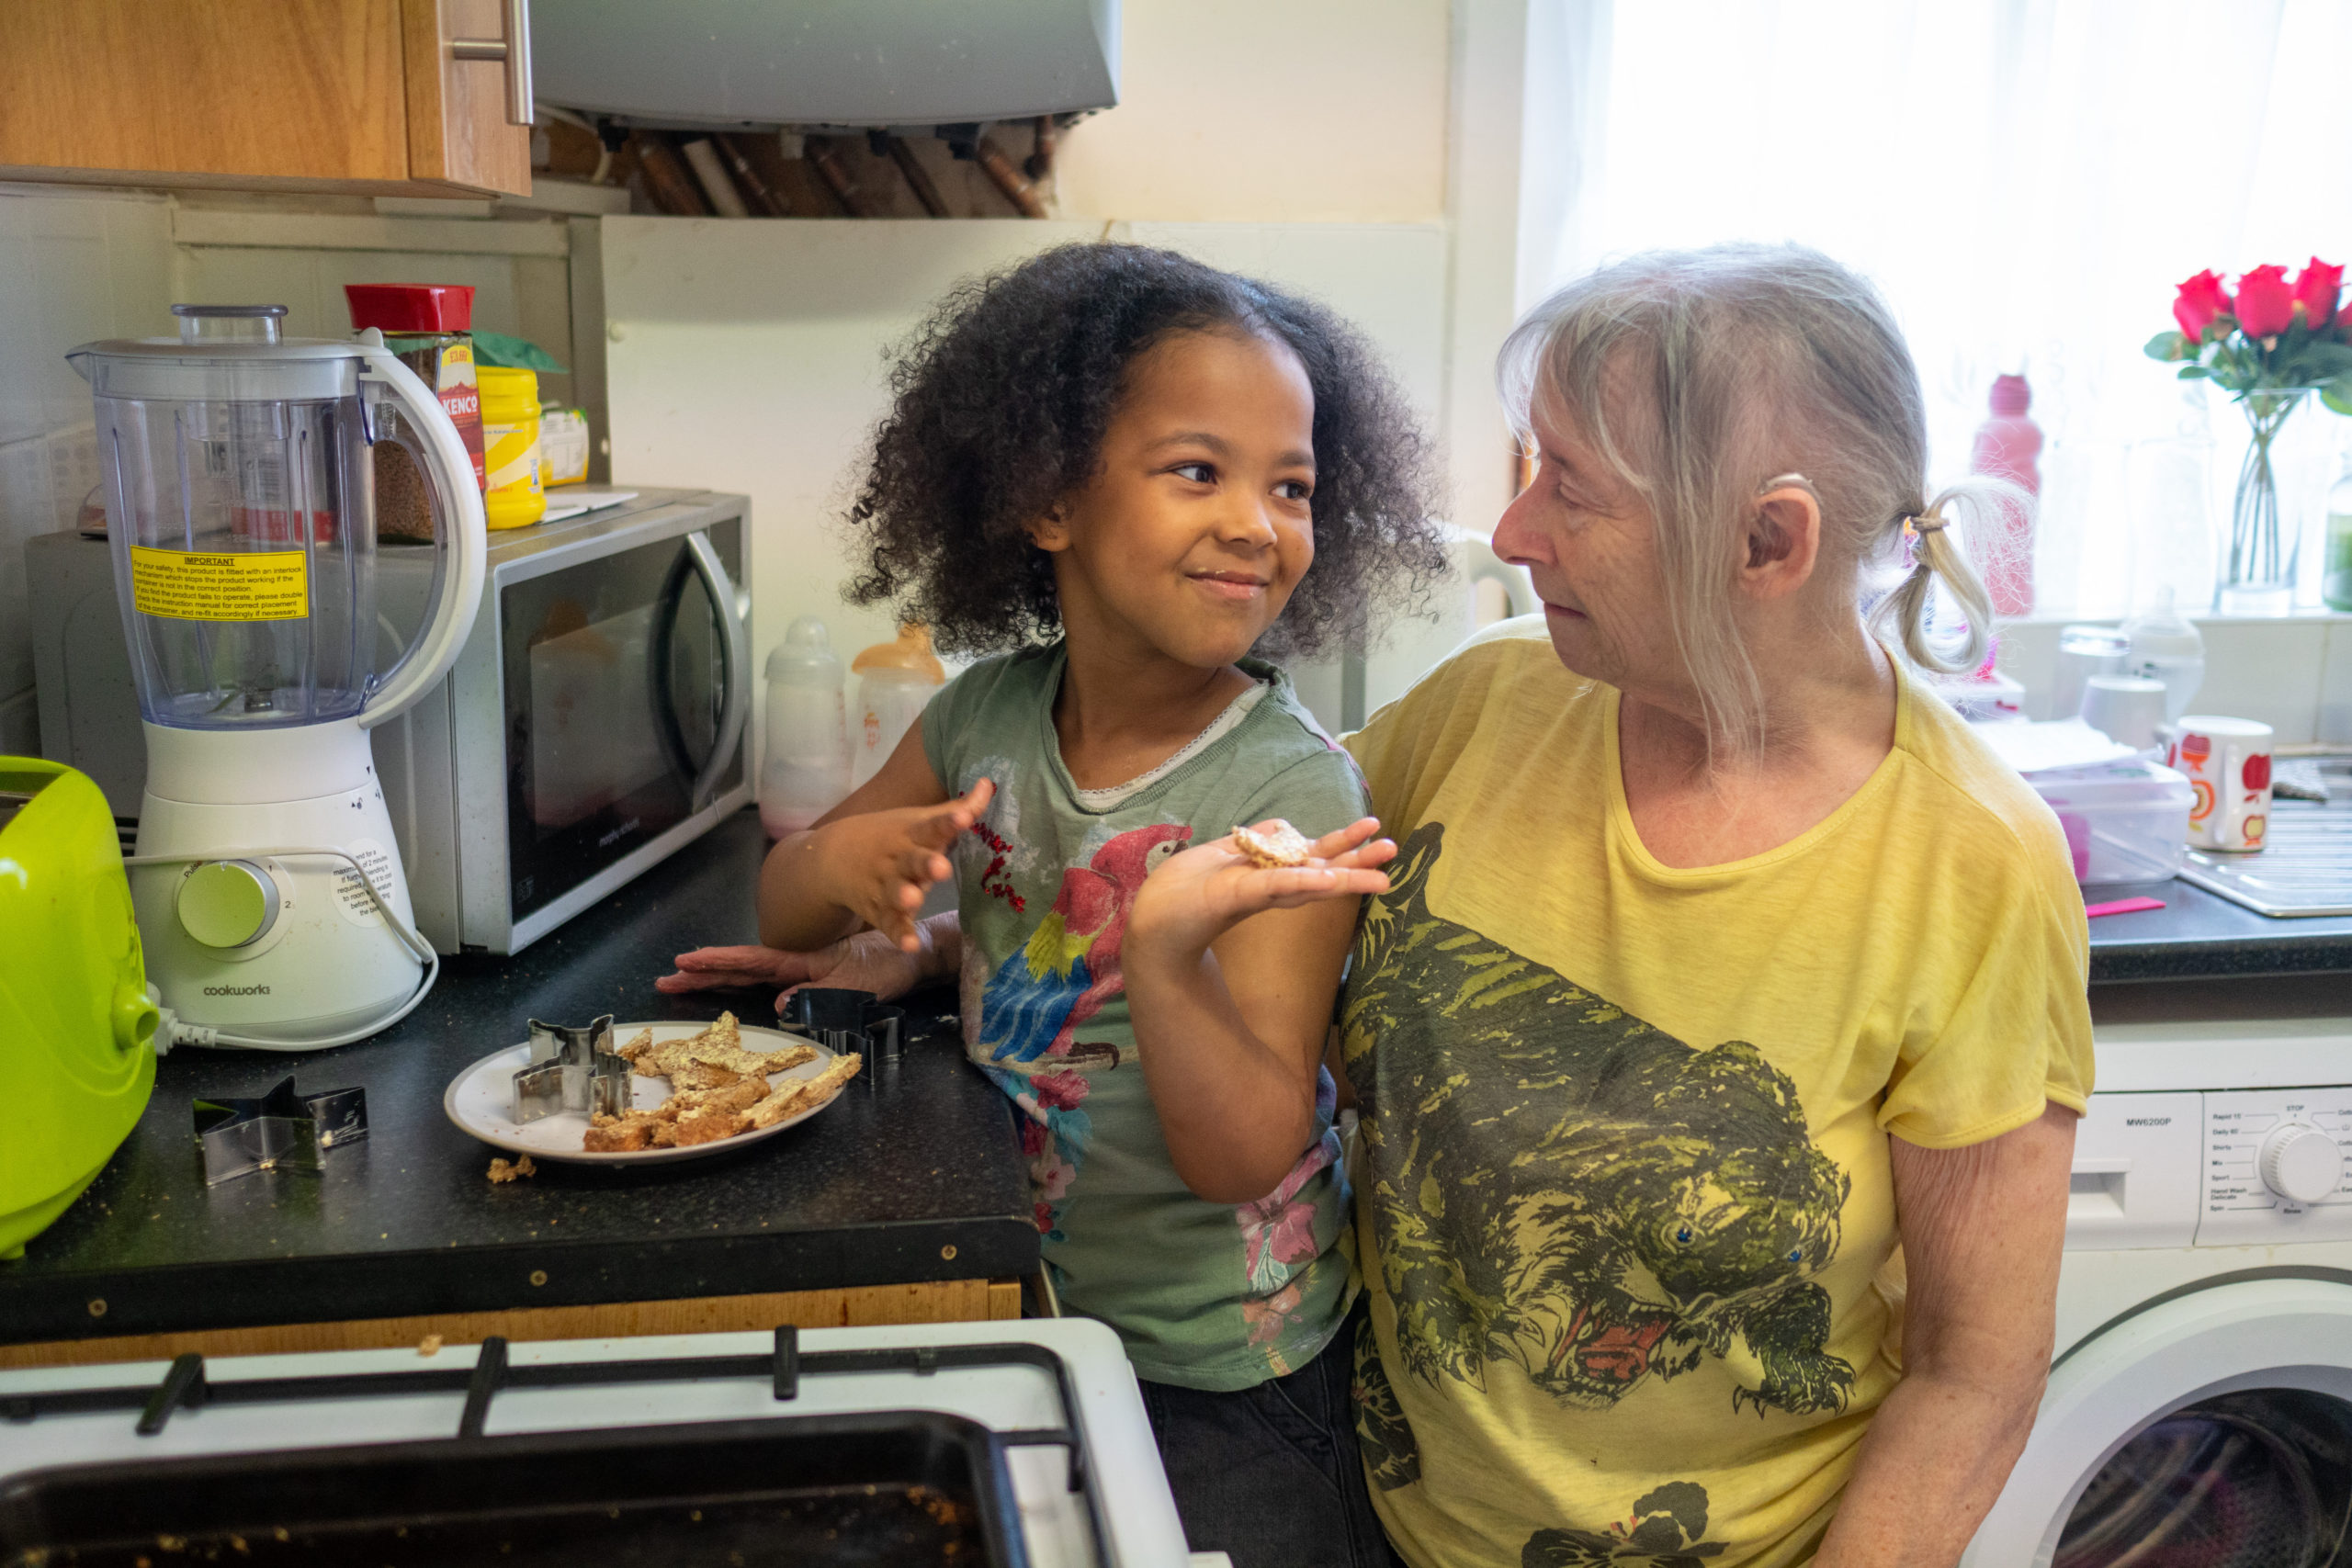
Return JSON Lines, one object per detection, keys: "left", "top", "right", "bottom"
{"left": 0, "top": 1319, "right": 1195, "bottom": 1568}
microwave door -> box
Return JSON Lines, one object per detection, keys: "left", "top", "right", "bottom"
{"left": 651, "top": 529, "right": 751, "bottom": 813}
{"left": 504, "top": 525, "right": 742, "bottom": 923}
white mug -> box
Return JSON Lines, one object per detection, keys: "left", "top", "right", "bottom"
{"left": 2168, "top": 716, "right": 2275, "bottom": 852}
{"left": 2079, "top": 674, "right": 2169, "bottom": 751}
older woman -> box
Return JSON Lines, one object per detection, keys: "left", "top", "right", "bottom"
{"left": 1124, "top": 243, "right": 2092, "bottom": 1567}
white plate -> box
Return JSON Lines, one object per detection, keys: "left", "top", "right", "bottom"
{"left": 442, "top": 1021, "right": 847, "bottom": 1166}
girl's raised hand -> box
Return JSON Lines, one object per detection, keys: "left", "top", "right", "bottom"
{"left": 1130, "top": 817, "right": 1395, "bottom": 959}
{"left": 810, "top": 777, "right": 994, "bottom": 951}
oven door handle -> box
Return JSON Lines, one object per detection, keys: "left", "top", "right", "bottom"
{"left": 654, "top": 529, "right": 752, "bottom": 812}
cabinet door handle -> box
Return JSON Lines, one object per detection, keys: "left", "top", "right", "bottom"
{"left": 451, "top": 0, "right": 536, "bottom": 127}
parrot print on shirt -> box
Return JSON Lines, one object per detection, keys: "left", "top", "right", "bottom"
{"left": 979, "top": 821, "right": 1194, "bottom": 1066}
{"left": 976, "top": 820, "right": 1194, "bottom": 1237}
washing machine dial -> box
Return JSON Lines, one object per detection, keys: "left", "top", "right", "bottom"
{"left": 2258, "top": 1122, "right": 2343, "bottom": 1205}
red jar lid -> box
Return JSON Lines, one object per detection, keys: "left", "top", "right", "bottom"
{"left": 345, "top": 283, "right": 475, "bottom": 333}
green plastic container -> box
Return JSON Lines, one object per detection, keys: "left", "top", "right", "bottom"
{"left": 0, "top": 757, "right": 158, "bottom": 1260}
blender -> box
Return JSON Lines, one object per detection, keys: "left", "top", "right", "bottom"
{"left": 68, "top": 305, "right": 487, "bottom": 1051}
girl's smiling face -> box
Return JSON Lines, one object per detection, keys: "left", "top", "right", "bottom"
{"left": 1030, "top": 329, "right": 1317, "bottom": 669}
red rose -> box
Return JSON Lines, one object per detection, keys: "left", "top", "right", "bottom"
{"left": 2173, "top": 269, "right": 2231, "bottom": 343}
{"left": 2293, "top": 258, "right": 2344, "bottom": 330}
{"left": 2234, "top": 265, "right": 2296, "bottom": 338}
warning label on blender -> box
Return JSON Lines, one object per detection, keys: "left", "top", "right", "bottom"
{"left": 332, "top": 839, "right": 395, "bottom": 927}
{"left": 130, "top": 547, "right": 309, "bottom": 622}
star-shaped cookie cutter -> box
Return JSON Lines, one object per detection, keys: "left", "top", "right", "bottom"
{"left": 512, "top": 1013, "right": 631, "bottom": 1123}
{"left": 191, "top": 1077, "right": 368, "bottom": 1186}
{"left": 780, "top": 988, "right": 904, "bottom": 1064}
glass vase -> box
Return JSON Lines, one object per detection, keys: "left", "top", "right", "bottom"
{"left": 2221, "top": 389, "right": 2308, "bottom": 615}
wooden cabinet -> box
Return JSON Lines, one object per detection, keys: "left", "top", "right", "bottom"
{"left": 0, "top": 0, "right": 531, "bottom": 197}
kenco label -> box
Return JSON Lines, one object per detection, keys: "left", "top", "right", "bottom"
{"left": 130, "top": 547, "right": 309, "bottom": 622}
{"left": 435, "top": 342, "right": 487, "bottom": 491}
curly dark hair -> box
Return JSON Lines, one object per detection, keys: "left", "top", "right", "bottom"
{"left": 842, "top": 243, "right": 1448, "bottom": 659}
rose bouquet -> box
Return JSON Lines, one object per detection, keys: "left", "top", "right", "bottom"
{"left": 2147, "top": 259, "right": 2352, "bottom": 605}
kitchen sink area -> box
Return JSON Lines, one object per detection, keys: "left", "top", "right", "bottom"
{"left": 2180, "top": 753, "right": 2352, "bottom": 918}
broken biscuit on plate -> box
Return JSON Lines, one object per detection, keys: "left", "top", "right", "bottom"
{"left": 578, "top": 1014, "right": 853, "bottom": 1153}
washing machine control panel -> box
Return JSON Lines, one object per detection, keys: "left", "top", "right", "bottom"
{"left": 2201, "top": 1089, "right": 2352, "bottom": 1244}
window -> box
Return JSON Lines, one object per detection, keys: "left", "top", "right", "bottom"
{"left": 1521, "top": 0, "right": 2352, "bottom": 615}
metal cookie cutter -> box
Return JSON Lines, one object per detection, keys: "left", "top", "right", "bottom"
{"left": 192, "top": 1077, "right": 368, "bottom": 1186}
{"left": 513, "top": 1013, "right": 631, "bottom": 1123}
{"left": 780, "top": 988, "right": 904, "bottom": 1065}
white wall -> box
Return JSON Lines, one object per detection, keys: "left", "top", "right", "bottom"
{"left": 0, "top": 186, "right": 172, "bottom": 751}
{"left": 600, "top": 218, "right": 1093, "bottom": 673}
{"left": 1048, "top": 0, "right": 1533, "bottom": 541}
{"left": 1051, "top": 0, "right": 1451, "bottom": 225}
{"left": 598, "top": 216, "right": 1451, "bottom": 739}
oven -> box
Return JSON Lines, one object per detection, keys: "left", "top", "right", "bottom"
{"left": 0, "top": 1319, "right": 1193, "bottom": 1567}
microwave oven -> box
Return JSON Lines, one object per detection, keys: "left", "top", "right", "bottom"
{"left": 28, "top": 489, "right": 752, "bottom": 954}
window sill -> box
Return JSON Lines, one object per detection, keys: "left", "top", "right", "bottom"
{"left": 1989, "top": 615, "right": 2350, "bottom": 740}
{"left": 1998, "top": 607, "right": 2352, "bottom": 628}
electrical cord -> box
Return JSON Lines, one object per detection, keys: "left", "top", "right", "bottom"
{"left": 122, "top": 845, "right": 440, "bottom": 1053}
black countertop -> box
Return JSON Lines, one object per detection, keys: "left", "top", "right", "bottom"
{"left": 2086, "top": 876, "right": 2352, "bottom": 984}
{"left": 1, "top": 811, "right": 1035, "bottom": 1347}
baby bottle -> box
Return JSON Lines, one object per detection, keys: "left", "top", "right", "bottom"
{"left": 2119, "top": 587, "right": 2206, "bottom": 726}
{"left": 761, "top": 616, "right": 853, "bottom": 838}
{"left": 850, "top": 625, "right": 948, "bottom": 789}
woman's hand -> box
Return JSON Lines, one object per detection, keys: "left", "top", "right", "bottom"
{"left": 1130, "top": 817, "right": 1396, "bottom": 960}
{"left": 807, "top": 778, "right": 992, "bottom": 951}
{"left": 659, "top": 913, "right": 962, "bottom": 1011}
{"left": 657, "top": 931, "right": 922, "bottom": 1007}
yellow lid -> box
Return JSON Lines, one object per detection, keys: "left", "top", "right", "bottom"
{"left": 851, "top": 624, "right": 946, "bottom": 683}
{"left": 478, "top": 366, "right": 540, "bottom": 422}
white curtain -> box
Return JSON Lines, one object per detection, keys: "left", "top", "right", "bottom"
{"left": 1519, "top": 0, "right": 2352, "bottom": 616}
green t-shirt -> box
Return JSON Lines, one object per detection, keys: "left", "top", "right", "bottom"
{"left": 922, "top": 643, "right": 1363, "bottom": 1391}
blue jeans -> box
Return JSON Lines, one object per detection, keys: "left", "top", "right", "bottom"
{"left": 1139, "top": 1302, "right": 1403, "bottom": 1568}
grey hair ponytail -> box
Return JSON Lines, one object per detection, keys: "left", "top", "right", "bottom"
{"left": 1870, "top": 478, "right": 2005, "bottom": 675}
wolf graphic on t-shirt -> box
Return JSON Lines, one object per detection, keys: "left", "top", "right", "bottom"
{"left": 1343, "top": 822, "right": 1856, "bottom": 1441}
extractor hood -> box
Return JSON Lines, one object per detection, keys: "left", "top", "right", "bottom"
{"left": 529, "top": 0, "right": 1120, "bottom": 129}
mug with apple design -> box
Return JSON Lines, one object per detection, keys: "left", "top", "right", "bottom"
{"left": 2168, "top": 716, "right": 2275, "bottom": 852}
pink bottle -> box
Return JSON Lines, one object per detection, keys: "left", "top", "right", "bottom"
{"left": 1969, "top": 373, "right": 2041, "bottom": 615}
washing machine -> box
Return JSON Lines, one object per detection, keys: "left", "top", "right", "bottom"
{"left": 1962, "top": 1003, "right": 2352, "bottom": 1567}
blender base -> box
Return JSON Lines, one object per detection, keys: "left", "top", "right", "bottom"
{"left": 131, "top": 720, "right": 435, "bottom": 1050}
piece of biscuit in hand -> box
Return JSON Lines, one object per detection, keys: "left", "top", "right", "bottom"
{"left": 1231, "top": 819, "right": 1315, "bottom": 869}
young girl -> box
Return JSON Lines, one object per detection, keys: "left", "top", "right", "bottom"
{"left": 664, "top": 243, "right": 1445, "bottom": 1565}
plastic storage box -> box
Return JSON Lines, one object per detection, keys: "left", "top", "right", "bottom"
{"left": 2029, "top": 759, "right": 2194, "bottom": 886}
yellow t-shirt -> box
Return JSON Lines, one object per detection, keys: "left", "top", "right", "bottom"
{"left": 1338, "top": 627, "right": 2094, "bottom": 1568}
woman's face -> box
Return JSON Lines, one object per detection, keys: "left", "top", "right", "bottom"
{"left": 1492, "top": 402, "right": 1687, "bottom": 701}
{"left": 1034, "top": 328, "right": 1317, "bottom": 670}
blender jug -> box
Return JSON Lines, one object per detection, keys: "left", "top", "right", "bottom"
{"left": 69, "top": 305, "right": 487, "bottom": 1050}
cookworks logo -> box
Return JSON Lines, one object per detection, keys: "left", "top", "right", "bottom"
{"left": 203, "top": 984, "right": 271, "bottom": 997}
